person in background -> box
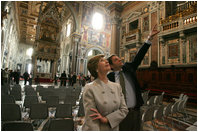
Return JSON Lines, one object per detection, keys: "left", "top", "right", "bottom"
{"left": 14, "top": 70, "right": 20, "bottom": 84}
{"left": 107, "top": 24, "right": 160, "bottom": 131}
{"left": 72, "top": 72, "right": 77, "bottom": 86}
{"left": 35, "top": 75, "right": 40, "bottom": 85}
{"left": 82, "top": 54, "right": 128, "bottom": 131}
{"left": 60, "top": 71, "right": 66, "bottom": 86}
{"left": 23, "top": 71, "right": 29, "bottom": 85}
{"left": 68, "top": 73, "right": 72, "bottom": 86}
{"left": 3, "top": 68, "right": 9, "bottom": 84}
{"left": 9, "top": 70, "right": 14, "bottom": 85}
{"left": 29, "top": 72, "right": 33, "bottom": 85}
{"left": 54, "top": 73, "right": 58, "bottom": 86}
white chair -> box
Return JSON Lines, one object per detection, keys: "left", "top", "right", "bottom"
{"left": 173, "top": 93, "right": 184, "bottom": 102}
{"left": 141, "top": 106, "right": 156, "bottom": 130}
{"left": 147, "top": 96, "right": 157, "bottom": 106}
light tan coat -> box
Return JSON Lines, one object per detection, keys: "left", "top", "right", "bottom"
{"left": 82, "top": 79, "right": 128, "bottom": 131}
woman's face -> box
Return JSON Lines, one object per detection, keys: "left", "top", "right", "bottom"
{"left": 97, "top": 57, "right": 111, "bottom": 73}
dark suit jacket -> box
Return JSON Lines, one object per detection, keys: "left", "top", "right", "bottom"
{"left": 107, "top": 43, "right": 150, "bottom": 108}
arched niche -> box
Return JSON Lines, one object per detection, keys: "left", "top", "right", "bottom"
{"left": 83, "top": 47, "right": 105, "bottom": 75}
{"left": 85, "top": 47, "right": 105, "bottom": 58}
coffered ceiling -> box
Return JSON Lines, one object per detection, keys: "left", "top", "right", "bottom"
{"left": 15, "top": 1, "right": 70, "bottom": 45}
{"left": 15, "top": 1, "right": 41, "bottom": 44}
{"left": 14, "top": 1, "right": 121, "bottom": 45}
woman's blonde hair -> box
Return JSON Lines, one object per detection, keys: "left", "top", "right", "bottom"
{"left": 87, "top": 54, "right": 104, "bottom": 78}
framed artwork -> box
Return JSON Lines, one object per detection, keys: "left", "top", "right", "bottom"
{"left": 168, "top": 43, "right": 179, "bottom": 58}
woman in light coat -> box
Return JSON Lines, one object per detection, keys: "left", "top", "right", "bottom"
{"left": 82, "top": 54, "right": 128, "bottom": 131}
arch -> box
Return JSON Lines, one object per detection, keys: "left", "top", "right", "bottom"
{"left": 63, "top": 2, "right": 79, "bottom": 33}
{"left": 85, "top": 47, "right": 105, "bottom": 58}
{"left": 83, "top": 47, "right": 105, "bottom": 75}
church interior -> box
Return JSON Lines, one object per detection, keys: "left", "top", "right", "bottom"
{"left": 1, "top": 1, "right": 197, "bottom": 131}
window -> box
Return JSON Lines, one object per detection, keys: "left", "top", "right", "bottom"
{"left": 66, "top": 23, "right": 71, "bottom": 37}
{"left": 88, "top": 50, "right": 93, "bottom": 56}
{"left": 129, "top": 20, "right": 138, "bottom": 31}
{"left": 26, "top": 48, "right": 33, "bottom": 57}
{"left": 92, "top": 12, "right": 103, "bottom": 30}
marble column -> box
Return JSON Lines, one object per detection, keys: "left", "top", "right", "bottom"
{"left": 107, "top": 2, "right": 123, "bottom": 55}
{"left": 71, "top": 33, "right": 81, "bottom": 74}
{"left": 51, "top": 60, "right": 57, "bottom": 79}
{"left": 32, "top": 56, "right": 37, "bottom": 79}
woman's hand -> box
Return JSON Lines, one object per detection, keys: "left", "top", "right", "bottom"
{"left": 89, "top": 108, "right": 108, "bottom": 124}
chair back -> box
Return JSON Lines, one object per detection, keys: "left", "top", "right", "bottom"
{"left": 154, "top": 105, "right": 165, "bottom": 120}
{"left": 25, "top": 87, "right": 37, "bottom": 96}
{"left": 29, "top": 104, "right": 48, "bottom": 119}
{"left": 10, "top": 90, "right": 21, "bottom": 101}
{"left": 77, "top": 102, "right": 85, "bottom": 117}
{"left": 1, "top": 104, "right": 21, "bottom": 121}
{"left": 142, "top": 106, "right": 155, "bottom": 122}
{"left": 24, "top": 95, "right": 39, "bottom": 108}
{"left": 163, "top": 103, "right": 173, "bottom": 116}
{"left": 47, "top": 119, "right": 74, "bottom": 131}
{"left": 2, "top": 121, "right": 34, "bottom": 131}
{"left": 46, "top": 96, "right": 59, "bottom": 107}
{"left": 2, "top": 95, "right": 15, "bottom": 104}
{"left": 55, "top": 104, "right": 72, "bottom": 118}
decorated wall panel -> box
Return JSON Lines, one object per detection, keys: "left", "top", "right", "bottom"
{"left": 81, "top": 4, "right": 111, "bottom": 51}
{"left": 187, "top": 34, "right": 197, "bottom": 63}
{"left": 166, "top": 39, "right": 180, "bottom": 64}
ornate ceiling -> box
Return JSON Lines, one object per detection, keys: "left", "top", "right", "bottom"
{"left": 15, "top": 1, "right": 40, "bottom": 44}
{"left": 15, "top": 1, "right": 71, "bottom": 45}
{"left": 14, "top": 1, "right": 121, "bottom": 45}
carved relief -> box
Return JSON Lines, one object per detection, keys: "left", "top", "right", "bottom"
{"left": 149, "top": 1, "right": 158, "bottom": 11}
{"left": 123, "top": 11, "right": 141, "bottom": 22}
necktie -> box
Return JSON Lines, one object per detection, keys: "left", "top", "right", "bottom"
{"left": 119, "top": 71, "right": 126, "bottom": 100}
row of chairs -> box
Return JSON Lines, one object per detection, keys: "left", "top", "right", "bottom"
{"left": 2, "top": 103, "right": 73, "bottom": 121}
{"left": 2, "top": 103, "right": 74, "bottom": 130}
{"left": 141, "top": 94, "right": 190, "bottom": 130}
{"left": 2, "top": 93, "right": 78, "bottom": 111}
{"left": 2, "top": 84, "right": 84, "bottom": 131}
{"left": 142, "top": 91, "right": 165, "bottom": 107}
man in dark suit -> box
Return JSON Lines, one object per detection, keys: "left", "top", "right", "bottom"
{"left": 23, "top": 71, "right": 29, "bottom": 85}
{"left": 107, "top": 25, "right": 159, "bottom": 131}
{"left": 60, "top": 71, "right": 66, "bottom": 86}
